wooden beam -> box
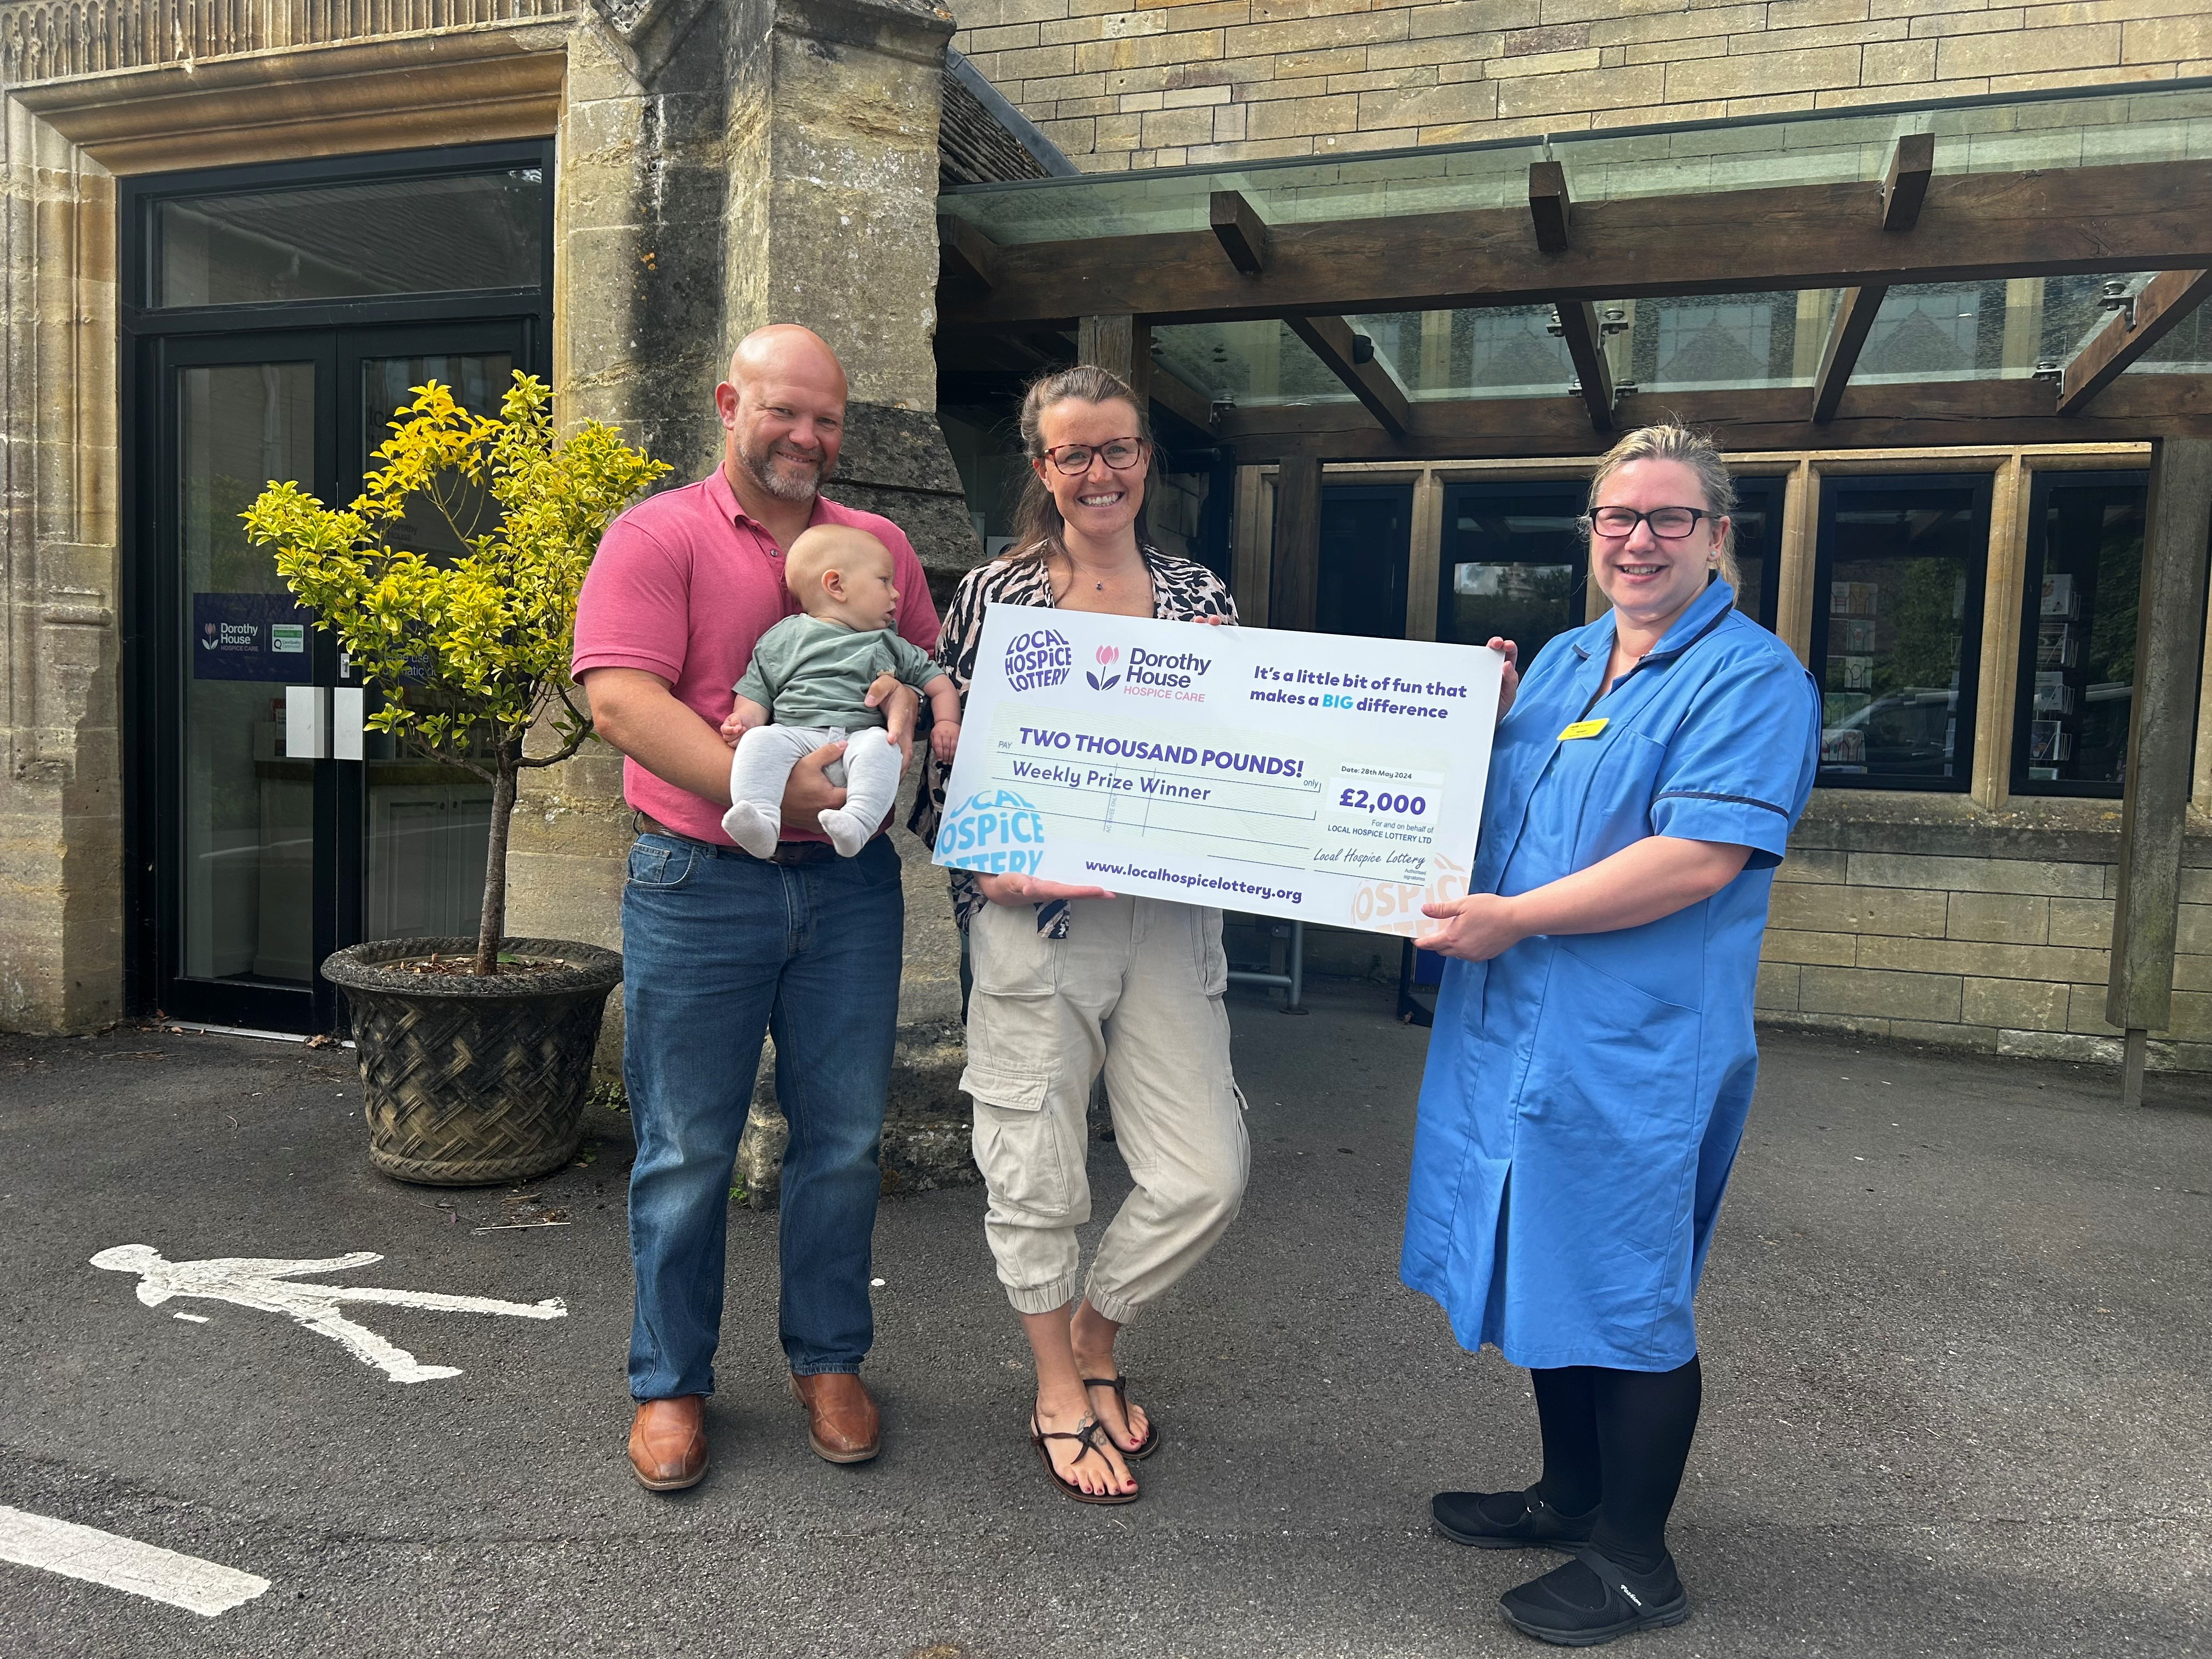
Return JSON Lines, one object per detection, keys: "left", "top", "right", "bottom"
{"left": 1078, "top": 313, "right": 1151, "bottom": 405}
{"left": 1210, "top": 189, "right": 1271, "bottom": 275}
{"left": 1882, "top": 131, "right": 1934, "bottom": 232}
{"left": 1529, "top": 160, "right": 1571, "bottom": 254}
{"left": 937, "top": 213, "right": 999, "bottom": 292}
{"left": 943, "top": 159, "right": 2212, "bottom": 330}
{"left": 2106, "top": 437, "right": 2212, "bottom": 1096}
{"left": 1269, "top": 456, "right": 1323, "bottom": 632}
{"left": 1149, "top": 363, "right": 1217, "bottom": 439}
{"left": 1553, "top": 300, "right": 1612, "bottom": 431}
{"left": 1812, "top": 285, "right": 1887, "bottom": 423}
{"left": 2058, "top": 267, "right": 2212, "bottom": 415}
{"left": 1284, "top": 314, "right": 1412, "bottom": 438}
{"left": 1211, "top": 372, "right": 2212, "bottom": 462}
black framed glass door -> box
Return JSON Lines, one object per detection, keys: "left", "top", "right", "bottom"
{"left": 142, "top": 319, "right": 533, "bottom": 1030}
{"left": 156, "top": 336, "right": 336, "bottom": 1029}
{"left": 124, "top": 143, "right": 553, "bottom": 1032}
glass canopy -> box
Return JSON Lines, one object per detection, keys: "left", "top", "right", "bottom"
{"left": 1146, "top": 274, "right": 2161, "bottom": 407}
{"left": 941, "top": 82, "right": 2212, "bottom": 246}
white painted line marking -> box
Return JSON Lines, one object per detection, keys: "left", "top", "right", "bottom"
{"left": 0, "top": 1506, "right": 269, "bottom": 1617}
{"left": 172, "top": 1313, "right": 209, "bottom": 1324}
{"left": 91, "top": 1245, "right": 567, "bottom": 1384}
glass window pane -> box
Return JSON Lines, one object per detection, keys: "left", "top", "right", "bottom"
{"left": 1152, "top": 320, "right": 1355, "bottom": 407}
{"left": 1437, "top": 483, "right": 1588, "bottom": 667}
{"left": 157, "top": 168, "right": 544, "bottom": 307}
{"left": 2012, "top": 476, "right": 2147, "bottom": 797}
{"left": 179, "top": 362, "right": 318, "bottom": 985}
{"left": 1730, "top": 476, "right": 1784, "bottom": 632}
{"left": 356, "top": 354, "right": 509, "bottom": 944}
{"left": 1317, "top": 484, "right": 1410, "bottom": 639}
{"left": 1814, "top": 479, "right": 1989, "bottom": 789}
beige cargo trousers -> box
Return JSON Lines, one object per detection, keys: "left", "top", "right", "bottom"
{"left": 961, "top": 895, "right": 1250, "bottom": 1323}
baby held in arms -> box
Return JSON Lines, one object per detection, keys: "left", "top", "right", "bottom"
{"left": 720, "top": 524, "right": 961, "bottom": 857}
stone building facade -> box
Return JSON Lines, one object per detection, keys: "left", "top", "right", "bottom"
{"left": 935, "top": 3, "right": 2212, "bottom": 1074}
{"left": 4, "top": 0, "right": 2209, "bottom": 1096}
{"left": 953, "top": 0, "right": 2212, "bottom": 171}
{"left": 0, "top": 0, "right": 989, "bottom": 1048}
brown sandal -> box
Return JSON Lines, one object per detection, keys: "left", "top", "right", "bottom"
{"left": 1081, "top": 1374, "right": 1162, "bottom": 1460}
{"left": 1030, "top": 1411, "right": 1138, "bottom": 1505}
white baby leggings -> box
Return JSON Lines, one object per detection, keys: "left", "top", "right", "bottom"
{"left": 721, "top": 723, "right": 900, "bottom": 858}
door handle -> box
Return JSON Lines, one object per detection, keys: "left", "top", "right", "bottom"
{"left": 333, "top": 687, "right": 365, "bottom": 762}
{"left": 284, "top": 685, "right": 328, "bottom": 760}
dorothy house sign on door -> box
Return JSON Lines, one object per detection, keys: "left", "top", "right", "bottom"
{"left": 191, "top": 592, "right": 311, "bottom": 681}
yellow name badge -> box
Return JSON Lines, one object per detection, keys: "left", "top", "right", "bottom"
{"left": 1558, "top": 718, "right": 1609, "bottom": 741}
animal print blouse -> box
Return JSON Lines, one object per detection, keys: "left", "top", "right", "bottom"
{"left": 908, "top": 544, "right": 1240, "bottom": 936}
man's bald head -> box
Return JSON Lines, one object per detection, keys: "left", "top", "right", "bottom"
{"left": 727, "top": 324, "right": 847, "bottom": 399}
{"left": 715, "top": 325, "right": 849, "bottom": 507}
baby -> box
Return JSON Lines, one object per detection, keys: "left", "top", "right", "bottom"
{"left": 719, "top": 524, "right": 961, "bottom": 858}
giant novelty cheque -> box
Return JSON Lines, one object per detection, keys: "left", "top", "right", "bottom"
{"left": 933, "top": 606, "right": 1504, "bottom": 936}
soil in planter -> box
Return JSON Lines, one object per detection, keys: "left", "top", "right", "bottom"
{"left": 383, "top": 952, "right": 578, "bottom": 979}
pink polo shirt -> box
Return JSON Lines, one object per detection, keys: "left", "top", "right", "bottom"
{"left": 572, "top": 467, "right": 941, "bottom": 845}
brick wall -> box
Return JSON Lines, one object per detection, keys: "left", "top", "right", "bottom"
{"left": 949, "top": 0, "right": 2212, "bottom": 170}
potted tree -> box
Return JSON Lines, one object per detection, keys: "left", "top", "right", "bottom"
{"left": 244, "top": 374, "right": 668, "bottom": 1185}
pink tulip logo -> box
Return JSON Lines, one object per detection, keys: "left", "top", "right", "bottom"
{"left": 1086, "top": 644, "right": 1123, "bottom": 692}
{"left": 1096, "top": 646, "right": 1119, "bottom": 665}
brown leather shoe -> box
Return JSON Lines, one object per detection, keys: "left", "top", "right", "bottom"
{"left": 788, "top": 1371, "right": 881, "bottom": 1464}
{"left": 628, "top": 1395, "right": 708, "bottom": 1491}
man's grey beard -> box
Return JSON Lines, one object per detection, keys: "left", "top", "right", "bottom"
{"left": 738, "top": 436, "right": 826, "bottom": 503}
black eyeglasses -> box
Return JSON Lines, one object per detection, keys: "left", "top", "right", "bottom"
{"left": 1040, "top": 438, "right": 1147, "bottom": 475}
{"left": 1579, "top": 506, "right": 1717, "bottom": 539}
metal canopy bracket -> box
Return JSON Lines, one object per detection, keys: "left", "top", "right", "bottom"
{"left": 2057, "top": 267, "right": 2212, "bottom": 415}
{"left": 1210, "top": 189, "right": 1271, "bottom": 275}
{"left": 1285, "top": 313, "right": 1412, "bottom": 438}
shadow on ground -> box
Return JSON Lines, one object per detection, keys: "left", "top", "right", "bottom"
{"left": 0, "top": 984, "right": 2207, "bottom": 1657}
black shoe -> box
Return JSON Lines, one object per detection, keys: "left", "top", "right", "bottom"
{"left": 1499, "top": 1547, "right": 1689, "bottom": 1647}
{"left": 1431, "top": 1486, "right": 1596, "bottom": 1551}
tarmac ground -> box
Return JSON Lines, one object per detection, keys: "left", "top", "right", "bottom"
{"left": 1, "top": 980, "right": 2208, "bottom": 1658}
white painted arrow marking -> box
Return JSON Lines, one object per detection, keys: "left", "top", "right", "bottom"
{"left": 0, "top": 1506, "right": 270, "bottom": 1616}
{"left": 91, "top": 1244, "right": 566, "bottom": 1385}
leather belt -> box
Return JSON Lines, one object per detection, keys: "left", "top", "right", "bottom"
{"left": 636, "top": 814, "right": 842, "bottom": 865}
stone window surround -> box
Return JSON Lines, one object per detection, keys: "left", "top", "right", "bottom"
{"left": 1233, "top": 443, "right": 2212, "bottom": 826}
{"left": 0, "top": 19, "right": 567, "bottom": 1032}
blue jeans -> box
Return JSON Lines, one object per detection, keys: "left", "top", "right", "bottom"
{"left": 621, "top": 831, "right": 904, "bottom": 1400}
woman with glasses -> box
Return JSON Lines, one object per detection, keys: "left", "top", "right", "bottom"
{"left": 1401, "top": 426, "right": 1821, "bottom": 1645}
{"left": 911, "top": 364, "right": 1246, "bottom": 1505}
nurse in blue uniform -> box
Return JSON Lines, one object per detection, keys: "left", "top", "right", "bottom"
{"left": 1402, "top": 426, "right": 1821, "bottom": 1647}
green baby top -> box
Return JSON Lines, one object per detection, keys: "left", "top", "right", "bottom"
{"left": 733, "top": 613, "right": 942, "bottom": 730}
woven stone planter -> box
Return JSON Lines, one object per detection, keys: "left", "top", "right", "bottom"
{"left": 321, "top": 936, "right": 623, "bottom": 1186}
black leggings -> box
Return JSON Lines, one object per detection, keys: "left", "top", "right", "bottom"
{"left": 1532, "top": 1356, "right": 1702, "bottom": 1574}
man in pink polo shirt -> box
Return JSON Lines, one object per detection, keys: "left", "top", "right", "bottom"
{"left": 575, "top": 325, "right": 939, "bottom": 1492}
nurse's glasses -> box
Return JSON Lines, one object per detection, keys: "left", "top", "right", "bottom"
{"left": 1579, "top": 506, "right": 1716, "bottom": 539}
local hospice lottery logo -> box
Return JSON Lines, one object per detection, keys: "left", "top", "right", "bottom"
{"left": 936, "top": 788, "right": 1047, "bottom": 873}
{"left": 1005, "top": 627, "right": 1073, "bottom": 691}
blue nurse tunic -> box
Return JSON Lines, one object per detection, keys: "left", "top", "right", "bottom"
{"left": 1400, "top": 577, "right": 1821, "bottom": 1372}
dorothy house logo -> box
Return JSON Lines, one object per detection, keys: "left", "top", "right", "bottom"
{"left": 1087, "top": 645, "right": 1121, "bottom": 691}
